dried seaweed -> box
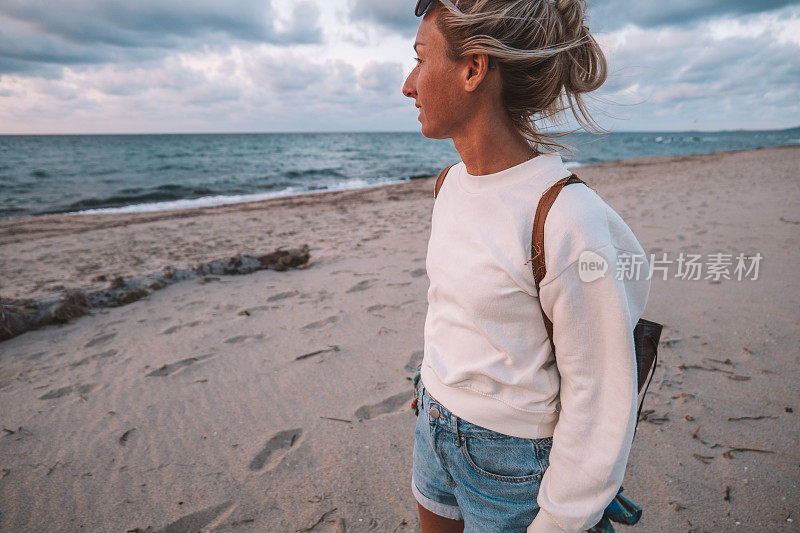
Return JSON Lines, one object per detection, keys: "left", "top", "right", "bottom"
{"left": 0, "top": 245, "right": 310, "bottom": 342}
{"left": 296, "top": 508, "right": 337, "bottom": 532}
{"left": 295, "top": 345, "right": 340, "bottom": 361}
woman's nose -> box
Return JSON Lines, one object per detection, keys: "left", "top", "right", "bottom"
{"left": 402, "top": 72, "right": 416, "bottom": 98}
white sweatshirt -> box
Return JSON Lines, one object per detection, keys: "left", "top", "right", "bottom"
{"left": 420, "top": 152, "right": 651, "bottom": 533}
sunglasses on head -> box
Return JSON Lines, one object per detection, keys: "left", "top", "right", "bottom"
{"left": 415, "top": 0, "right": 460, "bottom": 17}
{"left": 413, "top": 0, "right": 497, "bottom": 69}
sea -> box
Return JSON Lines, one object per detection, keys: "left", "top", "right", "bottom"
{"left": 1, "top": 128, "right": 798, "bottom": 219}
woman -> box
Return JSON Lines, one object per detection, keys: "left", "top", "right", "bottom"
{"left": 402, "top": 1, "right": 651, "bottom": 532}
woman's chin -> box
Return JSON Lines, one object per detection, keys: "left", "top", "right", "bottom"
{"left": 419, "top": 121, "right": 438, "bottom": 139}
{"left": 420, "top": 126, "right": 446, "bottom": 140}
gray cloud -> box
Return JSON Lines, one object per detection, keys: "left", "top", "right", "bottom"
{"left": 247, "top": 53, "right": 404, "bottom": 100}
{"left": 0, "top": 56, "right": 65, "bottom": 78}
{"left": 346, "top": 0, "right": 799, "bottom": 35}
{"left": 187, "top": 84, "right": 242, "bottom": 106}
{"left": 596, "top": 26, "right": 800, "bottom": 128}
{"left": 358, "top": 62, "right": 404, "bottom": 92}
{"left": 0, "top": 13, "right": 169, "bottom": 75}
{"left": 1, "top": 0, "right": 271, "bottom": 46}
{"left": 348, "top": 0, "right": 418, "bottom": 36}
{"left": 0, "top": 0, "right": 322, "bottom": 75}
{"left": 589, "top": 0, "right": 799, "bottom": 31}
{"left": 273, "top": 2, "right": 324, "bottom": 45}
{"left": 250, "top": 54, "right": 326, "bottom": 92}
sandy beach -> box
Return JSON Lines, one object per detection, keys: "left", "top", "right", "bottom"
{"left": 1, "top": 146, "right": 798, "bottom": 532}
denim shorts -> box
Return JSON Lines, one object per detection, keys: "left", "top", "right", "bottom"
{"left": 412, "top": 380, "right": 553, "bottom": 532}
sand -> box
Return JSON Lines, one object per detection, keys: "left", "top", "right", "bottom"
{"left": 0, "top": 146, "right": 798, "bottom": 532}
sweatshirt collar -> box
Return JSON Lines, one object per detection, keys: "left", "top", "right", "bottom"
{"left": 457, "top": 152, "right": 569, "bottom": 194}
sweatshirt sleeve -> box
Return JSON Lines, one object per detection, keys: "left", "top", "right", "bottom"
{"left": 527, "top": 241, "right": 650, "bottom": 533}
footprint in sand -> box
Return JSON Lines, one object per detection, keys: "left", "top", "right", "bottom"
{"left": 298, "top": 290, "right": 331, "bottom": 303}
{"left": 161, "top": 320, "right": 205, "bottom": 335}
{"left": 98, "top": 319, "right": 125, "bottom": 333}
{"left": 70, "top": 349, "right": 118, "bottom": 368}
{"left": 404, "top": 350, "right": 423, "bottom": 372}
{"left": 84, "top": 332, "right": 117, "bottom": 348}
{"left": 146, "top": 354, "right": 214, "bottom": 377}
{"left": 25, "top": 351, "right": 48, "bottom": 361}
{"left": 223, "top": 333, "right": 267, "bottom": 344}
{"left": 39, "top": 382, "right": 100, "bottom": 400}
{"left": 301, "top": 315, "right": 340, "bottom": 330}
{"left": 176, "top": 300, "right": 205, "bottom": 311}
{"left": 153, "top": 501, "right": 235, "bottom": 533}
{"left": 238, "top": 305, "right": 270, "bottom": 316}
{"left": 248, "top": 428, "right": 304, "bottom": 471}
{"left": 346, "top": 280, "right": 376, "bottom": 293}
{"left": 353, "top": 392, "right": 410, "bottom": 421}
{"left": 409, "top": 268, "right": 427, "bottom": 278}
{"left": 266, "top": 290, "right": 300, "bottom": 302}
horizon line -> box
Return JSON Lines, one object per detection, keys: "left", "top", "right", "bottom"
{"left": 1, "top": 125, "right": 798, "bottom": 136}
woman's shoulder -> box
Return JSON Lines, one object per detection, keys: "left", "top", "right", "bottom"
{"left": 546, "top": 181, "right": 611, "bottom": 246}
{"left": 542, "top": 179, "right": 645, "bottom": 280}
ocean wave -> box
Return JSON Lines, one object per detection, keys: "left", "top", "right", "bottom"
{"left": 69, "top": 178, "right": 407, "bottom": 216}
{"left": 61, "top": 184, "right": 218, "bottom": 212}
{"left": 284, "top": 168, "right": 348, "bottom": 179}
{"left": 0, "top": 205, "right": 25, "bottom": 218}
{"left": 155, "top": 164, "right": 195, "bottom": 171}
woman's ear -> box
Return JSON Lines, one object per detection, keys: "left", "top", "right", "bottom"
{"left": 464, "top": 53, "right": 492, "bottom": 92}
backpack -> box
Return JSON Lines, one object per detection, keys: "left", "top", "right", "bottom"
{"left": 412, "top": 164, "right": 663, "bottom": 531}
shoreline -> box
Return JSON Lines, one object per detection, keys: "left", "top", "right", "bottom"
{"left": 1, "top": 143, "right": 797, "bottom": 225}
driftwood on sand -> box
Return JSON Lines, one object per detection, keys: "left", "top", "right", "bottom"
{"left": 0, "top": 244, "right": 310, "bottom": 342}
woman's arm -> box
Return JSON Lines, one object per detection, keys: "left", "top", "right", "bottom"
{"left": 529, "top": 242, "right": 649, "bottom": 532}
{"left": 528, "top": 207, "right": 651, "bottom": 533}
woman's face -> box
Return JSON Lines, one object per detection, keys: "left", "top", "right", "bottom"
{"left": 401, "top": 11, "right": 466, "bottom": 139}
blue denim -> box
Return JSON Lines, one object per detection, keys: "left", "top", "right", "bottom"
{"left": 412, "top": 379, "right": 554, "bottom": 532}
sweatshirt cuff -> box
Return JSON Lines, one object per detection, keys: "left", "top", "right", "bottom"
{"left": 527, "top": 509, "right": 568, "bottom": 533}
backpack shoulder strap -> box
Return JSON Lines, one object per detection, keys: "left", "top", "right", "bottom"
{"left": 433, "top": 164, "right": 456, "bottom": 199}
{"left": 530, "top": 173, "right": 586, "bottom": 353}
{"left": 530, "top": 173, "right": 585, "bottom": 289}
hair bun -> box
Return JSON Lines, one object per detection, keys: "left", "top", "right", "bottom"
{"left": 555, "top": 0, "right": 585, "bottom": 34}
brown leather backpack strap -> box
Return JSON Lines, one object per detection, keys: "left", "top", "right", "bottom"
{"left": 530, "top": 173, "right": 586, "bottom": 353}
{"left": 434, "top": 164, "right": 456, "bottom": 199}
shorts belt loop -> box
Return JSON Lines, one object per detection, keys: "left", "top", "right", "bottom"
{"left": 452, "top": 413, "right": 461, "bottom": 447}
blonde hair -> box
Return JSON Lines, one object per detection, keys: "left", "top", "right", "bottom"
{"left": 430, "top": 0, "right": 607, "bottom": 154}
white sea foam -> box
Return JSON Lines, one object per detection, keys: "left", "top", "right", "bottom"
{"left": 564, "top": 161, "right": 584, "bottom": 169}
{"left": 70, "top": 177, "right": 407, "bottom": 216}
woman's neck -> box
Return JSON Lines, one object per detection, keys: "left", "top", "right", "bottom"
{"left": 452, "top": 110, "right": 537, "bottom": 176}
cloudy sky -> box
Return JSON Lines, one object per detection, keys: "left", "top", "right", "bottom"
{"left": 0, "top": 0, "right": 798, "bottom": 134}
